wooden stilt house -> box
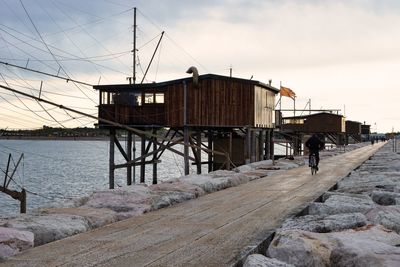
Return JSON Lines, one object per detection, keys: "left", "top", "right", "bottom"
{"left": 93, "top": 74, "right": 279, "bottom": 188}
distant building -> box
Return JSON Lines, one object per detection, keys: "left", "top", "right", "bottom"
{"left": 361, "top": 124, "right": 371, "bottom": 141}
{"left": 346, "top": 120, "right": 362, "bottom": 143}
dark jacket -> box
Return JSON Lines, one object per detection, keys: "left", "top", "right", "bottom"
{"left": 305, "top": 135, "right": 324, "bottom": 150}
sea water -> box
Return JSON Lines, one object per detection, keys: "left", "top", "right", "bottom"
{"left": 0, "top": 139, "right": 193, "bottom": 215}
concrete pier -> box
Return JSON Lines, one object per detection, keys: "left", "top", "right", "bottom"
{"left": 1, "top": 143, "right": 385, "bottom": 267}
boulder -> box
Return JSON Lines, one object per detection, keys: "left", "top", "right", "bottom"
{"left": 268, "top": 226, "right": 400, "bottom": 267}
{"left": 365, "top": 206, "right": 400, "bottom": 233}
{"left": 267, "top": 229, "right": 333, "bottom": 267}
{"left": 243, "top": 254, "right": 295, "bottom": 267}
{"left": 330, "top": 225, "right": 400, "bottom": 266}
{"left": 81, "top": 185, "right": 153, "bottom": 220}
{"left": 370, "top": 190, "right": 400, "bottom": 205}
{"left": 149, "top": 181, "right": 205, "bottom": 198}
{"left": 0, "top": 214, "right": 90, "bottom": 246}
{"left": 308, "top": 195, "right": 375, "bottom": 216}
{"left": 0, "top": 227, "right": 34, "bottom": 260}
{"left": 150, "top": 190, "right": 197, "bottom": 210}
{"left": 281, "top": 213, "right": 367, "bottom": 233}
{"left": 40, "top": 207, "right": 118, "bottom": 229}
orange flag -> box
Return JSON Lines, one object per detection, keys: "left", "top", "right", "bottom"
{"left": 280, "top": 86, "right": 296, "bottom": 100}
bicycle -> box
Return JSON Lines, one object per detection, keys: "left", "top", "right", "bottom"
{"left": 309, "top": 152, "right": 318, "bottom": 175}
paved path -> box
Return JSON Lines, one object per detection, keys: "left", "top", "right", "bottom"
{"left": 1, "top": 143, "right": 385, "bottom": 267}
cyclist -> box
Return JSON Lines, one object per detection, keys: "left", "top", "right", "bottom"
{"left": 305, "top": 134, "right": 324, "bottom": 171}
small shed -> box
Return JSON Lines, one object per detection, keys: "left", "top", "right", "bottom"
{"left": 361, "top": 124, "right": 371, "bottom": 141}
{"left": 346, "top": 120, "right": 362, "bottom": 143}
{"left": 281, "top": 112, "right": 346, "bottom": 133}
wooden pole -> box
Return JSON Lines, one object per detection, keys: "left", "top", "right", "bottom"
{"left": 245, "top": 128, "right": 251, "bottom": 164}
{"left": 109, "top": 129, "right": 115, "bottom": 189}
{"left": 20, "top": 189, "right": 26, "bottom": 214}
{"left": 184, "top": 127, "right": 190, "bottom": 175}
{"left": 132, "top": 134, "right": 136, "bottom": 183}
{"left": 127, "top": 132, "right": 132, "bottom": 185}
{"left": 152, "top": 130, "right": 158, "bottom": 184}
{"left": 196, "top": 131, "right": 202, "bottom": 174}
{"left": 140, "top": 135, "right": 146, "bottom": 183}
{"left": 208, "top": 130, "right": 213, "bottom": 172}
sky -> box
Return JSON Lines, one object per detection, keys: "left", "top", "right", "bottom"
{"left": 0, "top": 0, "right": 399, "bottom": 132}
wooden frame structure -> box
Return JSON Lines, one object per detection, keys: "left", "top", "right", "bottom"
{"left": 94, "top": 74, "right": 279, "bottom": 188}
{"left": 278, "top": 112, "right": 347, "bottom": 155}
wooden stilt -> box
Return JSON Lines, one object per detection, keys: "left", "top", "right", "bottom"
{"left": 152, "top": 130, "right": 158, "bottom": 184}
{"left": 250, "top": 129, "right": 256, "bottom": 163}
{"left": 140, "top": 134, "right": 146, "bottom": 183}
{"left": 184, "top": 127, "right": 190, "bottom": 175}
{"left": 245, "top": 128, "right": 251, "bottom": 164}
{"left": 109, "top": 129, "right": 115, "bottom": 189}
{"left": 270, "top": 129, "right": 275, "bottom": 161}
{"left": 208, "top": 130, "right": 213, "bottom": 173}
{"left": 132, "top": 134, "right": 136, "bottom": 183}
{"left": 127, "top": 132, "right": 132, "bottom": 185}
{"left": 196, "top": 130, "right": 202, "bottom": 174}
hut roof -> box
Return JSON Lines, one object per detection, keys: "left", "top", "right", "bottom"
{"left": 93, "top": 73, "right": 279, "bottom": 93}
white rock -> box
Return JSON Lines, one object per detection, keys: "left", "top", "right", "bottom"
{"left": 267, "top": 229, "right": 333, "bottom": 267}
{"left": 0, "top": 227, "right": 34, "bottom": 260}
{"left": 243, "top": 254, "right": 295, "bottom": 267}
{"left": 366, "top": 206, "right": 400, "bottom": 233}
{"left": 330, "top": 225, "right": 400, "bottom": 266}
{"left": 0, "top": 214, "right": 89, "bottom": 246}
{"left": 308, "top": 195, "right": 376, "bottom": 216}
{"left": 268, "top": 225, "right": 400, "bottom": 267}
{"left": 281, "top": 213, "right": 367, "bottom": 233}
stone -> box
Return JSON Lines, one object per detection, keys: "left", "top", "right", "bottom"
{"left": 81, "top": 185, "right": 153, "bottom": 220}
{"left": 281, "top": 213, "right": 367, "bottom": 233}
{"left": 0, "top": 214, "right": 90, "bottom": 246}
{"left": 268, "top": 225, "right": 400, "bottom": 267}
{"left": 370, "top": 190, "right": 400, "bottom": 205}
{"left": 40, "top": 207, "right": 118, "bottom": 229}
{"left": 267, "top": 229, "right": 333, "bottom": 267}
{"left": 330, "top": 225, "right": 400, "bottom": 266}
{"left": 365, "top": 206, "right": 400, "bottom": 233}
{"left": 149, "top": 181, "right": 205, "bottom": 198}
{"left": 150, "top": 190, "right": 197, "bottom": 210}
{"left": 308, "top": 194, "right": 375, "bottom": 216}
{"left": 243, "top": 254, "right": 295, "bottom": 267}
{"left": 0, "top": 227, "right": 34, "bottom": 260}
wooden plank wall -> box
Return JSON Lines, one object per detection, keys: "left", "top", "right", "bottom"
{"left": 254, "top": 86, "right": 275, "bottom": 128}
{"left": 165, "top": 79, "right": 256, "bottom": 127}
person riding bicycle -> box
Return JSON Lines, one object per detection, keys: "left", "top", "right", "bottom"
{"left": 305, "top": 134, "right": 324, "bottom": 170}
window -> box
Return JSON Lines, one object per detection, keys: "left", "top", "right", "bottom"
{"left": 155, "top": 93, "right": 164, "bottom": 103}
{"left": 144, "top": 93, "right": 154, "bottom": 104}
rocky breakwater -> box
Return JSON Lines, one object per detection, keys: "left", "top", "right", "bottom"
{"left": 0, "top": 143, "right": 366, "bottom": 262}
{"left": 244, "top": 140, "right": 400, "bottom": 267}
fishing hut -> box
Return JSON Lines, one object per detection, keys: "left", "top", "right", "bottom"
{"left": 361, "top": 123, "right": 371, "bottom": 141}
{"left": 345, "top": 120, "right": 362, "bottom": 144}
{"left": 94, "top": 72, "right": 279, "bottom": 188}
{"left": 279, "top": 112, "right": 346, "bottom": 155}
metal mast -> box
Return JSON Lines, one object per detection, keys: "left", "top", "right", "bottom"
{"left": 132, "top": 7, "right": 137, "bottom": 84}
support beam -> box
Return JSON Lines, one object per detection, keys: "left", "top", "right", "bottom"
{"left": 208, "top": 130, "right": 213, "bottom": 173}
{"left": 140, "top": 135, "right": 146, "bottom": 183}
{"left": 184, "top": 127, "right": 190, "bottom": 175}
{"left": 152, "top": 130, "right": 158, "bottom": 184}
{"left": 127, "top": 132, "right": 132, "bottom": 185}
{"left": 196, "top": 131, "right": 202, "bottom": 174}
{"left": 109, "top": 129, "right": 115, "bottom": 189}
